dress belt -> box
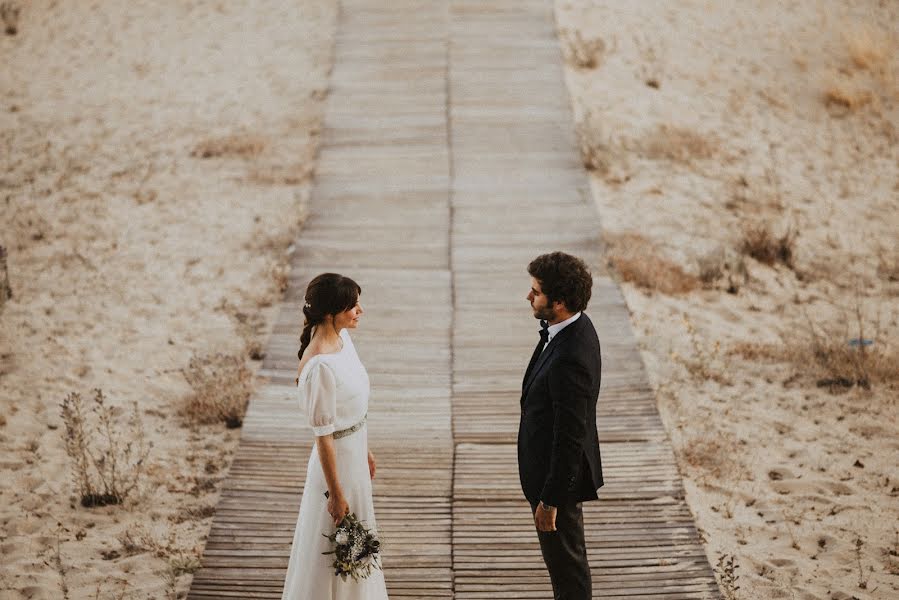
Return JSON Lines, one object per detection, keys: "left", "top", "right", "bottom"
{"left": 332, "top": 413, "right": 367, "bottom": 440}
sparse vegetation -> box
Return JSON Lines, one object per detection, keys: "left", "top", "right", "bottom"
{"left": 179, "top": 352, "right": 253, "bottom": 428}
{"left": 844, "top": 24, "right": 893, "bottom": 77}
{"left": 739, "top": 221, "right": 796, "bottom": 269}
{"left": 634, "top": 33, "right": 664, "bottom": 89}
{"left": 248, "top": 162, "right": 314, "bottom": 186}
{"left": 823, "top": 80, "right": 873, "bottom": 112}
{"left": 642, "top": 124, "right": 716, "bottom": 165}
{"left": 60, "top": 389, "right": 151, "bottom": 507}
{"left": 575, "top": 110, "right": 612, "bottom": 174}
{"left": 680, "top": 434, "right": 740, "bottom": 481}
{"left": 854, "top": 537, "right": 869, "bottom": 589}
{"left": 697, "top": 246, "right": 748, "bottom": 294}
{"left": 605, "top": 232, "right": 700, "bottom": 295}
{"left": 190, "top": 134, "right": 267, "bottom": 159}
{"left": 877, "top": 245, "right": 899, "bottom": 283}
{"left": 675, "top": 313, "right": 731, "bottom": 385}
{"left": 824, "top": 23, "right": 897, "bottom": 115}
{"left": 783, "top": 289, "right": 898, "bottom": 391}
{"left": 0, "top": 245, "right": 10, "bottom": 313}
{"left": 559, "top": 28, "right": 606, "bottom": 70}
{"left": 1, "top": 1, "right": 19, "bottom": 35}
{"left": 118, "top": 524, "right": 202, "bottom": 599}
{"left": 715, "top": 553, "right": 740, "bottom": 600}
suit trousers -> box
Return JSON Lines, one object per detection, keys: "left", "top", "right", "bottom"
{"left": 529, "top": 500, "right": 592, "bottom": 600}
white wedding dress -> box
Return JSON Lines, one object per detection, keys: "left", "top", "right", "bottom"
{"left": 281, "top": 328, "right": 389, "bottom": 600}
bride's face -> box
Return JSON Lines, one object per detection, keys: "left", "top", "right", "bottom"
{"left": 333, "top": 299, "right": 364, "bottom": 330}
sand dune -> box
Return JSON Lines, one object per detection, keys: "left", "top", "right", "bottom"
{"left": 1, "top": 1, "right": 334, "bottom": 597}
{"left": 558, "top": 1, "right": 898, "bottom": 598}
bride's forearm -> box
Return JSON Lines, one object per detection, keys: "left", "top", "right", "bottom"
{"left": 316, "top": 435, "right": 344, "bottom": 498}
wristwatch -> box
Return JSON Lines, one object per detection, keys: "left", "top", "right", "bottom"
{"left": 540, "top": 500, "right": 556, "bottom": 511}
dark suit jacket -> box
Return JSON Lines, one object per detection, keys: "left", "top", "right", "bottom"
{"left": 518, "top": 312, "right": 603, "bottom": 507}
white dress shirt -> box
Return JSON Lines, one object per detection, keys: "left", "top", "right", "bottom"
{"left": 542, "top": 311, "right": 581, "bottom": 352}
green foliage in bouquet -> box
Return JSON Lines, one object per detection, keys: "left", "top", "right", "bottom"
{"left": 322, "top": 493, "right": 382, "bottom": 581}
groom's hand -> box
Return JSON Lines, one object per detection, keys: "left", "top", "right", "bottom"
{"left": 534, "top": 503, "right": 557, "bottom": 532}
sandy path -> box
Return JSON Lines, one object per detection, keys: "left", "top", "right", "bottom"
{"left": 1, "top": 1, "right": 335, "bottom": 598}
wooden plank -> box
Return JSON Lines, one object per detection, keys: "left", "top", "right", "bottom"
{"left": 189, "top": 0, "right": 721, "bottom": 598}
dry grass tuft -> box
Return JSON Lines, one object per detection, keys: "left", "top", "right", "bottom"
{"left": 680, "top": 433, "right": 742, "bottom": 481}
{"left": 0, "top": 245, "right": 10, "bottom": 313}
{"left": 823, "top": 79, "right": 874, "bottom": 111}
{"left": 559, "top": 28, "right": 606, "bottom": 70}
{"left": 783, "top": 290, "right": 899, "bottom": 391}
{"left": 823, "top": 24, "right": 897, "bottom": 115}
{"left": 844, "top": 25, "right": 893, "bottom": 74}
{"left": 739, "top": 221, "right": 796, "bottom": 268}
{"left": 605, "top": 232, "right": 700, "bottom": 295}
{"left": 247, "top": 163, "right": 314, "bottom": 186}
{"left": 642, "top": 124, "right": 717, "bottom": 165}
{"left": 697, "top": 246, "right": 748, "bottom": 294}
{"left": 179, "top": 353, "right": 253, "bottom": 428}
{"left": 877, "top": 245, "right": 899, "bottom": 283}
{"left": 59, "top": 389, "right": 151, "bottom": 507}
{"left": 1, "top": 1, "right": 19, "bottom": 35}
{"left": 728, "top": 341, "right": 781, "bottom": 362}
{"left": 674, "top": 313, "right": 732, "bottom": 385}
{"left": 190, "top": 134, "right": 266, "bottom": 159}
{"left": 575, "top": 110, "right": 612, "bottom": 174}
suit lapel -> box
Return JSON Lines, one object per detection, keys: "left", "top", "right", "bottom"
{"left": 522, "top": 339, "right": 544, "bottom": 391}
{"left": 521, "top": 315, "right": 582, "bottom": 397}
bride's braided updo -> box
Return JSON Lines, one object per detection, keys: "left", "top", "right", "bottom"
{"left": 298, "top": 273, "right": 362, "bottom": 360}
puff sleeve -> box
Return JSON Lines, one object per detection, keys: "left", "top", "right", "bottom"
{"left": 303, "top": 360, "right": 337, "bottom": 437}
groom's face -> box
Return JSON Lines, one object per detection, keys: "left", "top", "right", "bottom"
{"left": 527, "top": 277, "right": 557, "bottom": 321}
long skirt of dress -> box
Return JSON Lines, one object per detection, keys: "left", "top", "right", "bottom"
{"left": 281, "top": 424, "right": 389, "bottom": 600}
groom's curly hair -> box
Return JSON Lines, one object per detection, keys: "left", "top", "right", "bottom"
{"left": 528, "top": 252, "right": 593, "bottom": 313}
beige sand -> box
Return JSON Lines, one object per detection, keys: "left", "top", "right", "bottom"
{"left": 557, "top": 0, "right": 898, "bottom": 598}
{"left": 1, "top": 1, "right": 334, "bottom": 598}
{"left": 2, "top": 0, "right": 897, "bottom": 599}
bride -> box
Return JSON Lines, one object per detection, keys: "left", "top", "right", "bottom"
{"left": 281, "top": 273, "right": 389, "bottom": 599}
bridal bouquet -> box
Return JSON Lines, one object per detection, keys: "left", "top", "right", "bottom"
{"left": 322, "top": 493, "right": 382, "bottom": 581}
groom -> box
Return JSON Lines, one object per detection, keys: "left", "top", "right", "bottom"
{"left": 518, "top": 251, "right": 603, "bottom": 600}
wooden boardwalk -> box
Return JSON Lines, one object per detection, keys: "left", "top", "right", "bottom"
{"left": 187, "top": 1, "right": 721, "bottom": 598}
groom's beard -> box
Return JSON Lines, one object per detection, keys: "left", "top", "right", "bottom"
{"left": 532, "top": 304, "right": 557, "bottom": 322}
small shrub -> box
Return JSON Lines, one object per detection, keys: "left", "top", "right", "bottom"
{"left": 716, "top": 554, "right": 740, "bottom": 600}
{"left": 190, "top": 135, "right": 266, "bottom": 159}
{"left": 739, "top": 222, "right": 796, "bottom": 268}
{"left": 60, "top": 389, "right": 151, "bottom": 507}
{"left": 180, "top": 353, "right": 253, "bottom": 428}
{"left": 559, "top": 28, "right": 606, "bottom": 69}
